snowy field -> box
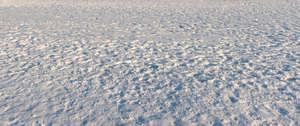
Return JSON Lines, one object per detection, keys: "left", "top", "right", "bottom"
{"left": 0, "top": 0, "right": 300, "bottom": 125}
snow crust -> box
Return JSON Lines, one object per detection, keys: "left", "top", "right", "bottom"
{"left": 0, "top": 0, "right": 299, "bottom": 125}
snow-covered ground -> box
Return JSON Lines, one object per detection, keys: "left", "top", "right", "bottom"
{"left": 0, "top": 0, "right": 299, "bottom": 125}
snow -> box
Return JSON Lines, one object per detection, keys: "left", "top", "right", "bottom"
{"left": 0, "top": 0, "right": 299, "bottom": 125}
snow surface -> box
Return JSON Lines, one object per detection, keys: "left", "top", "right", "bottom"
{"left": 0, "top": 0, "right": 300, "bottom": 125}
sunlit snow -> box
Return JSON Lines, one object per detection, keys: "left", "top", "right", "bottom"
{"left": 0, "top": 0, "right": 299, "bottom": 125}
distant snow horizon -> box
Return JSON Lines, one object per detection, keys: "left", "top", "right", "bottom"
{"left": 1, "top": 0, "right": 297, "bottom": 8}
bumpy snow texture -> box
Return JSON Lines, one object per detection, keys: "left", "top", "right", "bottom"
{"left": 0, "top": 0, "right": 299, "bottom": 125}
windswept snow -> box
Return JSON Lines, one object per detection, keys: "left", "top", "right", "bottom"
{"left": 0, "top": 0, "right": 300, "bottom": 125}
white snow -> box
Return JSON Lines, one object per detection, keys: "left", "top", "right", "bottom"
{"left": 0, "top": 0, "right": 299, "bottom": 125}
